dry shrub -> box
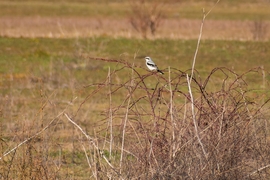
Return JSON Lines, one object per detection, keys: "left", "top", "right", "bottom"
{"left": 75, "top": 58, "right": 270, "bottom": 179}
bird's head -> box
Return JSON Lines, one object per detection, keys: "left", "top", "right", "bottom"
{"left": 145, "top": 56, "right": 151, "bottom": 61}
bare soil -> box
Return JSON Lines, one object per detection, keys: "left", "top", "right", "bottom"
{"left": 0, "top": 16, "right": 269, "bottom": 40}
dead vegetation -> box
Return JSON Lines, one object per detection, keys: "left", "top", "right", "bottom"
{"left": 1, "top": 17, "right": 270, "bottom": 40}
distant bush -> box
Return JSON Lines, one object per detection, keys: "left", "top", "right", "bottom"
{"left": 251, "top": 19, "right": 268, "bottom": 41}
{"left": 129, "top": 0, "right": 163, "bottom": 39}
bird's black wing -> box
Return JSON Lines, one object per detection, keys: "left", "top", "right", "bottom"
{"left": 146, "top": 62, "right": 157, "bottom": 68}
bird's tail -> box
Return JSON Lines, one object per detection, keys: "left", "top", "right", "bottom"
{"left": 157, "top": 69, "right": 164, "bottom": 74}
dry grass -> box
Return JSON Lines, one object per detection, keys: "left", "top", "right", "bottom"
{"left": 0, "top": 17, "right": 269, "bottom": 40}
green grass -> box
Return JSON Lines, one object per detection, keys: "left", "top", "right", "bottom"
{"left": 1, "top": 0, "right": 270, "bottom": 20}
{"left": 1, "top": 36, "right": 269, "bottom": 78}
{"left": 0, "top": 37, "right": 269, "bottom": 113}
{"left": 0, "top": 1, "right": 130, "bottom": 18}
{"left": 1, "top": 37, "right": 268, "bottom": 118}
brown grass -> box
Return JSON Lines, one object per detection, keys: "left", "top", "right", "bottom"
{"left": 1, "top": 16, "right": 269, "bottom": 40}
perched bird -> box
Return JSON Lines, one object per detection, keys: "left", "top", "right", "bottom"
{"left": 144, "top": 56, "right": 164, "bottom": 74}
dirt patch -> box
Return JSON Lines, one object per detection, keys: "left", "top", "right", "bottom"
{"left": 0, "top": 16, "right": 269, "bottom": 40}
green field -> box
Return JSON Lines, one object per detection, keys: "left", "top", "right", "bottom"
{"left": 1, "top": 0, "right": 270, "bottom": 179}
{"left": 1, "top": 37, "right": 269, "bottom": 81}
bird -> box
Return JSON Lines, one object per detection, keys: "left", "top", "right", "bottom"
{"left": 144, "top": 56, "right": 164, "bottom": 74}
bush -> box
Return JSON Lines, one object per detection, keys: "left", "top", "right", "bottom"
{"left": 71, "top": 59, "right": 270, "bottom": 179}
